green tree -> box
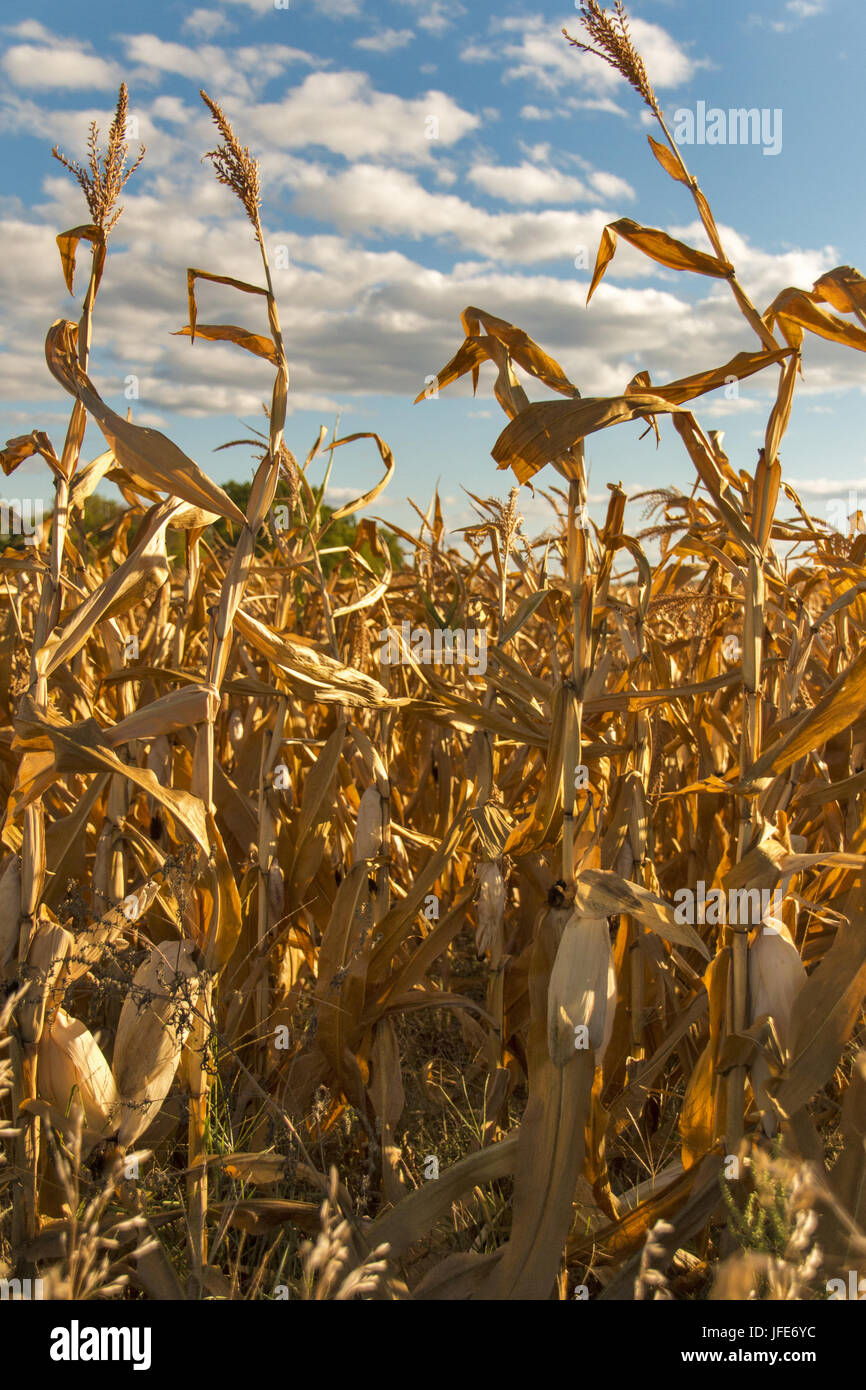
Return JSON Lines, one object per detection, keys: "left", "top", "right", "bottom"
{"left": 215, "top": 479, "right": 403, "bottom": 577}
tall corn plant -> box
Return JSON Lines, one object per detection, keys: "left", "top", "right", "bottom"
{"left": 5, "top": 87, "right": 144, "bottom": 1259}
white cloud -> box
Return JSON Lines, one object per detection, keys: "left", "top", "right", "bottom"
{"left": 2, "top": 41, "right": 121, "bottom": 91}
{"left": 123, "top": 34, "right": 323, "bottom": 98}
{"left": 468, "top": 159, "right": 635, "bottom": 207}
{"left": 149, "top": 95, "right": 192, "bottom": 125}
{"left": 0, "top": 75, "right": 857, "bottom": 449}
{"left": 239, "top": 72, "right": 479, "bottom": 159}
{"left": 130, "top": 409, "right": 169, "bottom": 428}
{"left": 617, "top": 16, "right": 699, "bottom": 88}
{"left": 668, "top": 218, "right": 836, "bottom": 304}
{"left": 464, "top": 13, "right": 699, "bottom": 96}
{"left": 326, "top": 483, "right": 369, "bottom": 500}
{"left": 564, "top": 93, "right": 629, "bottom": 117}
{"left": 3, "top": 192, "right": 861, "bottom": 432}
{"left": 0, "top": 75, "right": 477, "bottom": 192}
{"left": 288, "top": 163, "right": 622, "bottom": 265}
{"left": 786, "top": 0, "right": 827, "bottom": 16}
{"left": 0, "top": 94, "right": 114, "bottom": 143}
{"left": 785, "top": 476, "right": 866, "bottom": 495}
{"left": 221, "top": 0, "right": 363, "bottom": 12}
{"left": 354, "top": 27, "right": 414, "bottom": 52}
{"left": 588, "top": 170, "right": 636, "bottom": 203}
{"left": 418, "top": 2, "right": 465, "bottom": 35}
{"left": 469, "top": 160, "right": 591, "bottom": 205}
{"left": 3, "top": 20, "right": 55, "bottom": 40}
{"left": 760, "top": 0, "right": 828, "bottom": 30}
{"left": 183, "top": 9, "right": 234, "bottom": 38}
{"left": 314, "top": 0, "right": 364, "bottom": 15}
{"left": 586, "top": 486, "right": 644, "bottom": 504}
{"left": 700, "top": 396, "right": 763, "bottom": 419}
{"left": 395, "top": 0, "right": 466, "bottom": 35}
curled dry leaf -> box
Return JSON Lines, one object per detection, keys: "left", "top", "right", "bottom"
{"left": 587, "top": 217, "right": 734, "bottom": 304}
{"left": 173, "top": 323, "right": 279, "bottom": 364}
{"left": 44, "top": 319, "right": 247, "bottom": 524}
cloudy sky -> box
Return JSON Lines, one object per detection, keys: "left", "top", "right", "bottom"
{"left": 1, "top": 0, "right": 864, "bottom": 535}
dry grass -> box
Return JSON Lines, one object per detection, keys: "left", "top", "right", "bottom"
{"left": 2, "top": 8, "right": 866, "bottom": 1301}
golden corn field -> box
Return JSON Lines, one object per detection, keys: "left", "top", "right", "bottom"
{"left": 2, "top": 4, "right": 866, "bottom": 1312}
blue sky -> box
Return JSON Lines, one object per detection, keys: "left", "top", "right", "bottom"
{"left": 1, "top": 0, "right": 865, "bottom": 538}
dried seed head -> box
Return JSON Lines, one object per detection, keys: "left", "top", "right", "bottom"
{"left": 52, "top": 83, "right": 145, "bottom": 232}
{"left": 278, "top": 443, "right": 301, "bottom": 512}
{"left": 499, "top": 487, "right": 525, "bottom": 553}
{"left": 200, "top": 89, "right": 262, "bottom": 240}
{"left": 563, "top": 3, "right": 660, "bottom": 116}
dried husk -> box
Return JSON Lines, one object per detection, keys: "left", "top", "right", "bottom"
{"left": 0, "top": 855, "right": 21, "bottom": 981}
{"left": 546, "top": 913, "right": 616, "bottom": 1066}
{"left": 475, "top": 860, "right": 505, "bottom": 960}
{"left": 749, "top": 921, "right": 806, "bottom": 1036}
{"left": 351, "top": 785, "right": 383, "bottom": 864}
{"left": 17, "top": 917, "right": 73, "bottom": 1046}
{"left": 37, "top": 1008, "right": 118, "bottom": 1136}
{"left": 111, "top": 938, "right": 203, "bottom": 1146}
{"left": 748, "top": 921, "right": 807, "bottom": 1135}
{"left": 65, "top": 881, "right": 159, "bottom": 984}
